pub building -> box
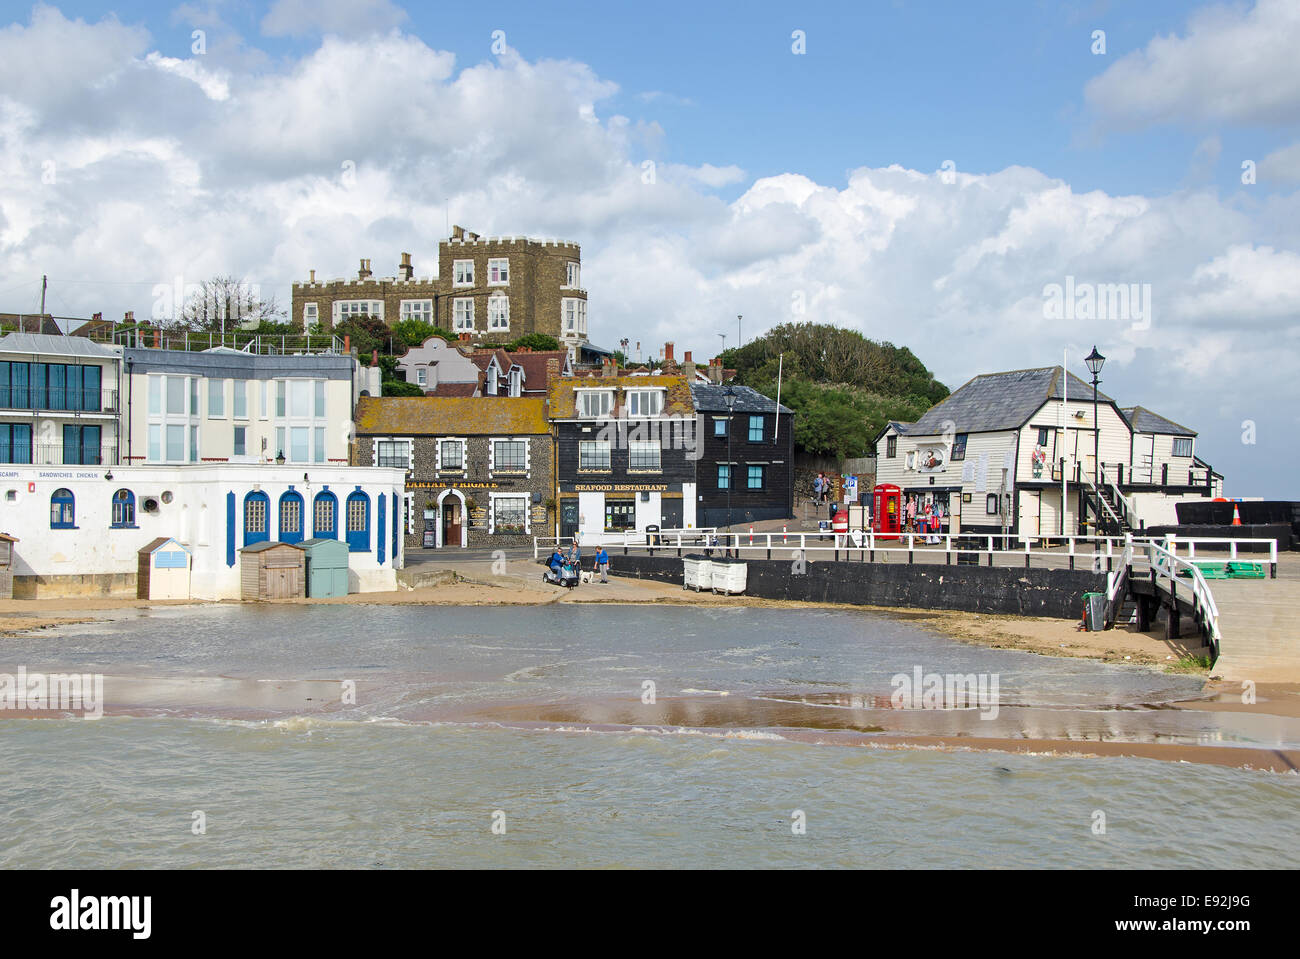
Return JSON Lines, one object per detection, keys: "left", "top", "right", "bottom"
{"left": 352, "top": 395, "right": 553, "bottom": 548}
{"left": 549, "top": 367, "right": 698, "bottom": 541}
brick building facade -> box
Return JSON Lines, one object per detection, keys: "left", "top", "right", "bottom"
{"left": 291, "top": 225, "right": 588, "bottom": 351}
{"left": 352, "top": 395, "right": 553, "bottom": 549}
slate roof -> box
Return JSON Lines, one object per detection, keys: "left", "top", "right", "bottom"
{"left": 548, "top": 373, "right": 695, "bottom": 419}
{"left": 906, "top": 366, "right": 1115, "bottom": 436}
{"left": 0, "top": 332, "right": 120, "bottom": 358}
{"left": 1121, "top": 406, "right": 1196, "bottom": 437}
{"left": 690, "top": 383, "right": 792, "bottom": 414}
{"left": 354, "top": 396, "right": 550, "bottom": 435}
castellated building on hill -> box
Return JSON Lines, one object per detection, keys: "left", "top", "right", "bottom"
{"left": 291, "top": 225, "right": 589, "bottom": 350}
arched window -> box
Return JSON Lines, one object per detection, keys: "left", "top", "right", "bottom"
{"left": 111, "top": 489, "right": 135, "bottom": 528}
{"left": 50, "top": 488, "right": 75, "bottom": 528}
{"left": 345, "top": 490, "right": 370, "bottom": 552}
{"left": 243, "top": 490, "right": 270, "bottom": 546}
{"left": 313, "top": 490, "right": 337, "bottom": 539}
{"left": 279, "top": 490, "right": 304, "bottom": 544}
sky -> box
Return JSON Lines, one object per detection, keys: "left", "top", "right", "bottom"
{"left": 1, "top": 0, "right": 1298, "bottom": 495}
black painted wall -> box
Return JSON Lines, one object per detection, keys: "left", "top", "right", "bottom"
{"left": 695, "top": 409, "right": 795, "bottom": 527}
{"left": 599, "top": 554, "right": 1103, "bottom": 619}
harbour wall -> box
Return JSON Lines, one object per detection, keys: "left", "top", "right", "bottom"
{"left": 605, "top": 555, "right": 1104, "bottom": 619}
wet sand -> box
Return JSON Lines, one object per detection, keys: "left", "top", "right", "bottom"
{"left": 6, "top": 574, "right": 1300, "bottom": 772}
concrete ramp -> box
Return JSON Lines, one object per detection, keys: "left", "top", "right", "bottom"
{"left": 1211, "top": 561, "right": 1300, "bottom": 683}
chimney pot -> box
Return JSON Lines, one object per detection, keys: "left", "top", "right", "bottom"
{"left": 358, "top": 259, "right": 372, "bottom": 280}
{"left": 664, "top": 342, "right": 674, "bottom": 361}
{"left": 684, "top": 351, "right": 692, "bottom": 363}
{"left": 124, "top": 310, "right": 134, "bottom": 323}
{"left": 309, "top": 269, "right": 316, "bottom": 283}
{"left": 399, "top": 252, "right": 413, "bottom": 280}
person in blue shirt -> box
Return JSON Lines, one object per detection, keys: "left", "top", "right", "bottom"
{"left": 549, "top": 549, "right": 565, "bottom": 574}
{"left": 595, "top": 546, "right": 610, "bottom": 583}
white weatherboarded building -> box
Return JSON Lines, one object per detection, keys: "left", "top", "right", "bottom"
{"left": 874, "top": 366, "right": 1223, "bottom": 538}
{"left": 0, "top": 463, "right": 405, "bottom": 599}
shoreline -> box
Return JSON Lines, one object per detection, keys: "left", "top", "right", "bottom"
{"left": 5, "top": 573, "right": 1299, "bottom": 770}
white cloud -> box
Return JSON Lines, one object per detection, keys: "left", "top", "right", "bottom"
{"left": 261, "top": 0, "right": 408, "bottom": 38}
{"left": 1259, "top": 141, "right": 1300, "bottom": 182}
{"left": 1085, "top": 0, "right": 1300, "bottom": 127}
{"left": 145, "top": 52, "right": 230, "bottom": 101}
{"left": 1, "top": 6, "right": 1298, "bottom": 492}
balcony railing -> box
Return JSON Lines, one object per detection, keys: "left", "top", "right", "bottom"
{"left": 0, "top": 389, "right": 118, "bottom": 414}
{"left": 0, "top": 444, "right": 118, "bottom": 466}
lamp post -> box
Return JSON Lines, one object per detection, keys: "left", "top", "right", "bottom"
{"left": 1084, "top": 347, "right": 1105, "bottom": 528}
{"left": 724, "top": 385, "right": 736, "bottom": 556}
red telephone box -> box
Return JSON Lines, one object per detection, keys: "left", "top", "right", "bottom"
{"left": 873, "top": 484, "right": 901, "bottom": 539}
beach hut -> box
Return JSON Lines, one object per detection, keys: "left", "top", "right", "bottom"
{"left": 0, "top": 533, "right": 16, "bottom": 599}
{"left": 136, "top": 537, "right": 193, "bottom": 600}
{"left": 239, "top": 541, "right": 306, "bottom": 600}
{"left": 302, "top": 537, "right": 350, "bottom": 598}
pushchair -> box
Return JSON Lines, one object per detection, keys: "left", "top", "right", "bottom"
{"left": 542, "top": 560, "right": 580, "bottom": 588}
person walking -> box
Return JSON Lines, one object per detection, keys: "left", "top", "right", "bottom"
{"left": 905, "top": 495, "right": 917, "bottom": 533}
{"left": 595, "top": 546, "right": 610, "bottom": 584}
{"left": 812, "top": 472, "right": 825, "bottom": 504}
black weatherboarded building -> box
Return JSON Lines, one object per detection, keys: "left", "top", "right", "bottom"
{"left": 691, "top": 383, "right": 794, "bottom": 529}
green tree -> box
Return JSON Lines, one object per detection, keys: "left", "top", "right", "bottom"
{"left": 504, "top": 333, "right": 561, "bottom": 352}
{"left": 394, "top": 319, "right": 455, "bottom": 350}
{"left": 382, "top": 379, "right": 424, "bottom": 397}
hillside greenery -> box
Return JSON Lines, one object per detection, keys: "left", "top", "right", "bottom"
{"left": 718, "top": 323, "right": 947, "bottom": 460}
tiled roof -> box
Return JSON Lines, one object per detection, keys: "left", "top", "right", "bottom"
{"left": 511, "top": 350, "right": 569, "bottom": 389}
{"left": 1121, "top": 406, "right": 1196, "bottom": 437}
{"left": 548, "top": 373, "right": 695, "bottom": 418}
{"left": 906, "top": 366, "right": 1115, "bottom": 436}
{"left": 690, "top": 383, "right": 792, "bottom": 414}
{"left": 429, "top": 381, "right": 479, "bottom": 398}
{"left": 355, "top": 396, "right": 550, "bottom": 435}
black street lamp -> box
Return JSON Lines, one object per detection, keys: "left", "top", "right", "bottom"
{"left": 1084, "top": 345, "right": 1105, "bottom": 499}
{"left": 723, "top": 385, "right": 736, "bottom": 556}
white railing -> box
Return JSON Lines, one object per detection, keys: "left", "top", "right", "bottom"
{"left": 531, "top": 531, "right": 1279, "bottom": 581}
{"left": 1141, "top": 539, "right": 1221, "bottom": 654}
{"left": 1161, "top": 534, "right": 1278, "bottom": 570}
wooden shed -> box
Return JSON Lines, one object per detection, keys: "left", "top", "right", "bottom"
{"left": 136, "top": 537, "right": 193, "bottom": 600}
{"left": 0, "top": 533, "right": 16, "bottom": 600}
{"left": 302, "top": 538, "right": 350, "bottom": 598}
{"left": 239, "top": 541, "right": 306, "bottom": 600}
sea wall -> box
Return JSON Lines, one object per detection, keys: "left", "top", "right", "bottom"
{"left": 602, "top": 555, "right": 1103, "bottom": 619}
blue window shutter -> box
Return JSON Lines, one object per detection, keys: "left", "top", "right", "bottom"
{"left": 226, "top": 492, "right": 236, "bottom": 566}
{"left": 377, "top": 493, "right": 386, "bottom": 565}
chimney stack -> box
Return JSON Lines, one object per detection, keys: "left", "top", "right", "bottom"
{"left": 399, "top": 252, "right": 413, "bottom": 281}
{"left": 358, "top": 258, "right": 372, "bottom": 280}
{"left": 92, "top": 312, "right": 102, "bottom": 323}
{"left": 682, "top": 351, "right": 695, "bottom": 379}
{"left": 309, "top": 269, "right": 316, "bottom": 283}
{"left": 664, "top": 342, "right": 674, "bottom": 362}
{"left": 451, "top": 225, "right": 465, "bottom": 240}
{"left": 708, "top": 357, "right": 723, "bottom": 385}
{"left": 124, "top": 310, "right": 134, "bottom": 324}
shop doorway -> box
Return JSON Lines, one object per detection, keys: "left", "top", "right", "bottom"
{"left": 436, "top": 489, "right": 465, "bottom": 547}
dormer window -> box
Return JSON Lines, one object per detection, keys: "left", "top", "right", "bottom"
{"left": 626, "top": 389, "right": 664, "bottom": 417}
{"left": 486, "top": 366, "right": 499, "bottom": 396}
{"left": 578, "top": 390, "right": 613, "bottom": 418}
{"left": 508, "top": 368, "right": 522, "bottom": 397}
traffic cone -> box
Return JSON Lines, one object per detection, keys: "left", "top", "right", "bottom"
{"left": 1232, "top": 503, "right": 1242, "bottom": 527}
